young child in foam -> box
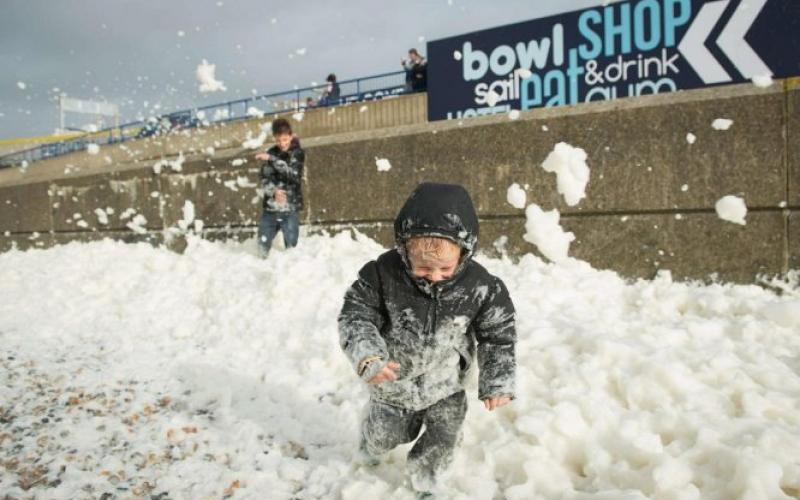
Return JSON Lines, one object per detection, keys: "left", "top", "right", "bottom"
{"left": 338, "top": 182, "right": 517, "bottom": 498}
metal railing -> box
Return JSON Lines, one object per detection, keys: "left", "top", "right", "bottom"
{"left": 0, "top": 70, "right": 414, "bottom": 169}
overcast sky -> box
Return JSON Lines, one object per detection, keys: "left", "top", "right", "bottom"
{"left": 0, "top": 0, "right": 614, "bottom": 139}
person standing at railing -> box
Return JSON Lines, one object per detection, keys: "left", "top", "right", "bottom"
{"left": 318, "top": 73, "right": 341, "bottom": 106}
{"left": 253, "top": 118, "right": 305, "bottom": 256}
{"left": 402, "top": 49, "right": 427, "bottom": 92}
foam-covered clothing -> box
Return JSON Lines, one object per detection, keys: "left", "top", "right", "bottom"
{"left": 257, "top": 211, "right": 299, "bottom": 255}
{"left": 259, "top": 138, "right": 304, "bottom": 213}
{"left": 338, "top": 183, "right": 517, "bottom": 411}
{"left": 361, "top": 390, "right": 467, "bottom": 493}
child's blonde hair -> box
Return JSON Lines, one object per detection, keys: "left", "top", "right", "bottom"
{"left": 406, "top": 236, "right": 461, "bottom": 264}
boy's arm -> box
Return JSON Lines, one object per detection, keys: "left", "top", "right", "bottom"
{"left": 338, "top": 261, "right": 390, "bottom": 382}
{"left": 474, "top": 277, "right": 517, "bottom": 401}
{"left": 259, "top": 153, "right": 278, "bottom": 195}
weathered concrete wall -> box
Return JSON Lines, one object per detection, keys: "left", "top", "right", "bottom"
{"left": 0, "top": 82, "right": 796, "bottom": 283}
{"left": 784, "top": 80, "right": 799, "bottom": 274}
{"left": 0, "top": 93, "right": 428, "bottom": 188}
{"left": 0, "top": 151, "right": 263, "bottom": 252}
{"left": 789, "top": 81, "right": 800, "bottom": 210}
{"left": 296, "top": 81, "right": 794, "bottom": 282}
{"left": 305, "top": 83, "right": 789, "bottom": 218}
{"left": 789, "top": 211, "right": 799, "bottom": 271}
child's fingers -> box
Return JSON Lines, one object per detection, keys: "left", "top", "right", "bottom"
{"left": 369, "top": 366, "right": 397, "bottom": 384}
{"left": 366, "top": 358, "right": 409, "bottom": 385}
{"left": 484, "top": 398, "right": 506, "bottom": 411}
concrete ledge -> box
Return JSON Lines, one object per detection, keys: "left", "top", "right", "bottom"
{"left": 790, "top": 210, "right": 799, "bottom": 271}
{"left": 789, "top": 86, "right": 799, "bottom": 206}
{"left": 22, "top": 205, "right": 800, "bottom": 284}
{"left": 0, "top": 232, "right": 52, "bottom": 253}
{"left": 309, "top": 210, "right": 786, "bottom": 283}
{"left": 520, "top": 211, "right": 784, "bottom": 283}
{"left": 0, "top": 93, "right": 427, "bottom": 189}
{"left": 0, "top": 229, "right": 163, "bottom": 253}
{"left": 3, "top": 208, "right": 788, "bottom": 285}
{"left": 0, "top": 183, "right": 52, "bottom": 233}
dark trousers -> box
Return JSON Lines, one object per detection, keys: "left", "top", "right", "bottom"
{"left": 361, "top": 391, "right": 467, "bottom": 492}
{"left": 257, "top": 211, "right": 299, "bottom": 255}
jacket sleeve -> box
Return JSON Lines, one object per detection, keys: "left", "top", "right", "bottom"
{"left": 338, "top": 261, "right": 389, "bottom": 381}
{"left": 259, "top": 155, "right": 278, "bottom": 195}
{"left": 473, "top": 277, "right": 516, "bottom": 400}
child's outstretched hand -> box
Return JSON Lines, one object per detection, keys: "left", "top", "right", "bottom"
{"left": 368, "top": 361, "right": 401, "bottom": 384}
{"left": 255, "top": 152, "right": 271, "bottom": 161}
{"left": 483, "top": 395, "right": 512, "bottom": 411}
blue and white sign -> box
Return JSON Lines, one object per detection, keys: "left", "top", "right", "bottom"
{"left": 426, "top": 0, "right": 800, "bottom": 121}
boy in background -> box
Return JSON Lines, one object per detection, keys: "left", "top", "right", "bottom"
{"left": 254, "top": 118, "right": 305, "bottom": 256}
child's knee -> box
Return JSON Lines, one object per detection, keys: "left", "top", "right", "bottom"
{"left": 362, "top": 401, "right": 420, "bottom": 453}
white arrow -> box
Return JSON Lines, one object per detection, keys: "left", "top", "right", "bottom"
{"left": 678, "top": 0, "right": 732, "bottom": 84}
{"left": 717, "top": 0, "right": 772, "bottom": 78}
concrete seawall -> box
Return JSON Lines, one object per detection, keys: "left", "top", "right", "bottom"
{"left": 0, "top": 93, "right": 429, "bottom": 188}
{"left": 1, "top": 82, "right": 797, "bottom": 283}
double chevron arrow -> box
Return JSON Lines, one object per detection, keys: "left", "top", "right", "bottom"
{"left": 677, "top": 0, "right": 772, "bottom": 84}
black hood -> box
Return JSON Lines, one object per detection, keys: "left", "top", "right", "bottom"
{"left": 394, "top": 183, "right": 479, "bottom": 256}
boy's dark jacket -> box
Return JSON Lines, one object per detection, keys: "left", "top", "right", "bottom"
{"left": 259, "top": 137, "right": 304, "bottom": 212}
{"left": 338, "top": 183, "right": 516, "bottom": 411}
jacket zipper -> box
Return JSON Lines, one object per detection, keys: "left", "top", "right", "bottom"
{"left": 430, "top": 286, "right": 439, "bottom": 335}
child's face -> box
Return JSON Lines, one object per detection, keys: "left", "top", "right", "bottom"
{"left": 408, "top": 246, "right": 461, "bottom": 283}
{"left": 274, "top": 133, "right": 292, "bottom": 151}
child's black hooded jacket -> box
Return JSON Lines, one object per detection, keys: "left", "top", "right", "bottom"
{"left": 338, "top": 183, "right": 516, "bottom": 411}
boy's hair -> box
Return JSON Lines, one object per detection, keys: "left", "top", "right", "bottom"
{"left": 271, "top": 118, "right": 292, "bottom": 136}
{"left": 406, "top": 236, "right": 461, "bottom": 264}
{"left": 408, "top": 48, "right": 419, "bottom": 56}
